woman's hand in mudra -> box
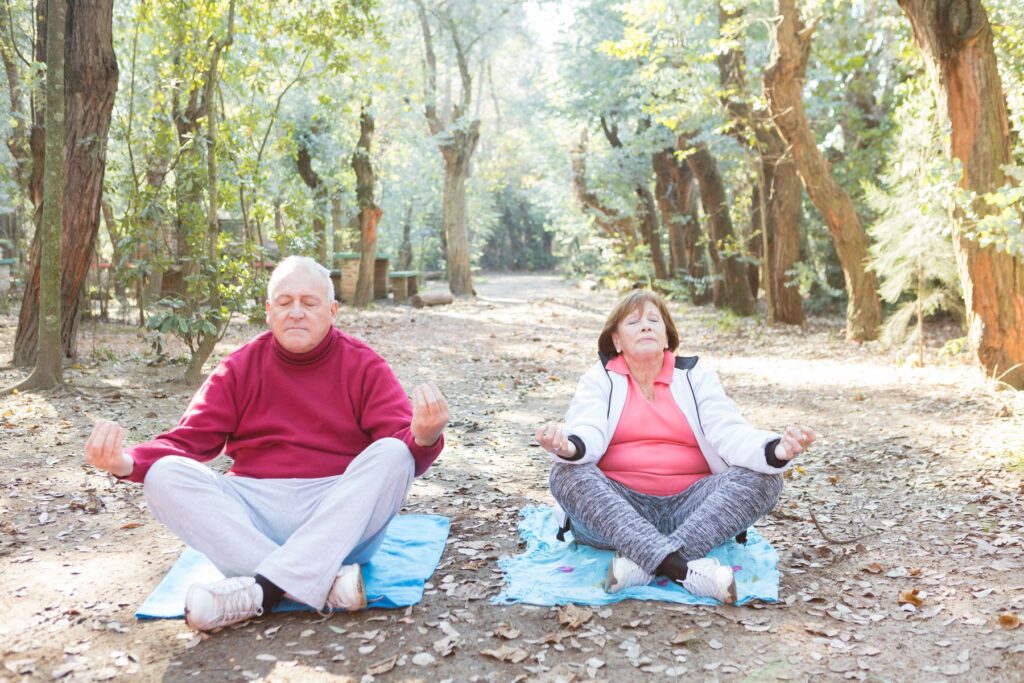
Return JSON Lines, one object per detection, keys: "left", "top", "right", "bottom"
{"left": 535, "top": 422, "right": 577, "bottom": 459}
{"left": 774, "top": 425, "right": 816, "bottom": 461}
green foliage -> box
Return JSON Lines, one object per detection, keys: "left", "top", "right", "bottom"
{"left": 866, "top": 82, "right": 962, "bottom": 346}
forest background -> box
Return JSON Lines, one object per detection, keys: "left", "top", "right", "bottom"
{"left": 0, "top": 0, "right": 1021, "bottom": 390}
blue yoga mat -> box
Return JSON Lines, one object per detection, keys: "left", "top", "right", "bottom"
{"left": 136, "top": 514, "right": 450, "bottom": 619}
{"left": 494, "top": 505, "right": 779, "bottom": 607}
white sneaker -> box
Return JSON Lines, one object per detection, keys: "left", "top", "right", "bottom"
{"left": 679, "top": 557, "right": 737, "bottom": 604}
{"left": 324, "top": 564, "right": 367, "bottom": 611}
{"left": 185, "top": 576, "right": 264, "bottom": 631}
{"left": 603, "top": 553, "right": 654, "bottom": 593}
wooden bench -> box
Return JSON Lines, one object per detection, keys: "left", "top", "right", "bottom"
{"left": 388, "top": 271, "right": 420, "bottom": 304}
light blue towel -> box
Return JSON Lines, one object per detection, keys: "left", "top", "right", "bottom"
{"left": 494, "top": 505, "right": 779, "bottom": 607}
{"left": 136, "top": 514, "right": 449, "bottom": 619}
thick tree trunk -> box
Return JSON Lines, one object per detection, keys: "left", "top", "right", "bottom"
{"left": 898, "top": 0, "right": 1024, "bottom": 389}
{"left": 764, "top": 0, "right": 879, "bottom": 340}
{"left": 717, "top": 3, "right": 804, "bottom": 325}
{"left": 441, "top": 141, "right": 476, "bottom": 296}
{"left": 13, "top": 0, "right": 118, "bottom": 366}
{"left": 352, "top": 105, "right": 380, "bottom": 308}
{"left": 652, "top": 149, "right": 687, "bottom": 276}
{"left": 681, "top": 137, "right": 756, "bottom": 316}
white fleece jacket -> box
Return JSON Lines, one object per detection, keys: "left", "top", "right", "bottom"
{"left": 557, "top": 357, "right": 791, "bottom": 475}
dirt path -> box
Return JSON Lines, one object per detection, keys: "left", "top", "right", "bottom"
{"left": 1, "top": 272, "right": 1022, "bottom": 682}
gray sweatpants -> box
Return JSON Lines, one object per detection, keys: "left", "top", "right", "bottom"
{"left": 549, "top": 463, "right": 783, "bottom": 574}
{"left": 143, "top": 438, "right": 415, "bottom": 609}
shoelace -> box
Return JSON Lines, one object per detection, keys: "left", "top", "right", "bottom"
{"left": 681, "top": 567, "right": 723, "bottom": 599}
{"left": 210, "top": 580, "right": 263, "bottom": 622}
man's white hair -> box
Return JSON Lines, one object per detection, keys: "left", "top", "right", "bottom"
{"left": 267, "top": 255, "right": 334, "bottom": 302}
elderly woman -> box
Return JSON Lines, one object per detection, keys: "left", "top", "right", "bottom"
{"left": 536, "top": 291, "right": 815, "bottom": 603}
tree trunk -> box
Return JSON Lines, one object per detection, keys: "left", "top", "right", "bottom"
{"left": 17, "top": 0, "right": 66, "bottom": 389}
{"left": 717, "top": 2, "right": 804, "bottom": 325}
{"left": 13, "top": 0, "right": 118, "bottom": 367}
{"left": 399, "top": 203, "right": 414, "bottom": 270}
{"left": 636, "top": 184, "right": 668, "bottom": 280}
{"left": 681, "top": 137, "right": 756, "bottom": 316}
{"left": 652, "top": 149, "right": 687, "bottom": 276}
{"left": 415, "top": 0, "right": 478, "bottom": 297}
{"left": 352, "top": 104, "right": 381, "bottom": 308}
{"left": 441, "top": 141, "right": 477, "bottom": 296}
{"left": 764, "top": 0, "right": 879, "bottom": 339}
{"left": 898, "top": 0, "right": 1024, "bottom": 389}
{"left": 295, "top": 142, "right": 328, "bottom": 266}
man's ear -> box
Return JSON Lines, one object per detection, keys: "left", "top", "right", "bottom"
{"left": 330, "top": 300, "right": 339, "bottom": 318}
{"left": 265, "top": 299, "right": 271, "bottom": 326}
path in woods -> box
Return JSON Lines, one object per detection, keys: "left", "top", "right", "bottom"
{"left": 1, "top": 272, "right": 1023, "bottom": 682}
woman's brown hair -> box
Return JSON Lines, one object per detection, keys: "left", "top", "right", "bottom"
{"left": 597, "top": 290, "right": 680, "bottom": 359}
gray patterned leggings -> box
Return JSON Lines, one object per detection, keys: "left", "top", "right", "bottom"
{"left": 549, "top": 463, "right": 783, "bottom": 574}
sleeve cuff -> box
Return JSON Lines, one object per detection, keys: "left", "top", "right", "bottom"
{"left": 558, "top": 435, "right": 586, "bottom": 462}
{"left": 764, "top": 438, "right": 787, "bottom": 468}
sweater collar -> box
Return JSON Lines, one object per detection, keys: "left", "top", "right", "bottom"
{"left": 271, "top": 327, "right": 336, "bottom": 365}
{"left": 607, "top": 349, "right": 675, "bottom": 384}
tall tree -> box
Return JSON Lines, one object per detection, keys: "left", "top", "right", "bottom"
{"left": 414, "top": 0, "right": 481, "bottom": 297}
{"left": 352, "top": 103, "right": 382, "bottom": 308}
{"left": 680, "top": 135, "right": 757, "bottom": 316}
{"left": 716, "top": 3, "right": 804, "bottom": 325}
{"left": 763, "top": 0, "right": 881, "bottom": 340}
{"left": 12, "top": 0, "right": 65, "bottom": 390}
{"left": 897, "top": 0, "right": 1024, "bottom": 389}
{"left": 12, "top": 0, "right": 118, "bottom": 366}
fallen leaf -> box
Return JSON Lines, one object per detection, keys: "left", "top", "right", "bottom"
{"left": 898, "top": 589, "right": 924, "bottom": 608}
{"left": 480, "top": 645, "right": 530, "bottom": 663}
{"left": 998, "top": 613, "right": 1020, "bottom": 630}
{"left": 557, "top": 604, "right": 592, "bottom": 630}
{"left": 671, "top": 627, "right": 700, "bottom": 645}
{"left": 366, "top": 655, "right": 397, "bottom": 675}
{"left": 493, "top": 623, "right": 521, "bottom": 639}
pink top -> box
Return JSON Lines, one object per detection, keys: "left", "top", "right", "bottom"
{"left": 123, "top": 327, "right": 443, "bottom": 483}
{"left": 599, "top": 350, "right": 710, "bottom": 496}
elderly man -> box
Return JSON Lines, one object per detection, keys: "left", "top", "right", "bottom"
{"left": 83, "top": 256, "right": 449, "bottom": 631}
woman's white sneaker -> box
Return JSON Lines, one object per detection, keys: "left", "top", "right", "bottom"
{"left": 325, "top": 564, "right": 367, "bottom": 611}
{"left": 603, "top": 553, "right": 654, "bottom": 593}
{"left": 184, "top": 576, "right": 264, "bottom": 631}
{"left": 679, "top": 557, "right": 737, "bottom": 604}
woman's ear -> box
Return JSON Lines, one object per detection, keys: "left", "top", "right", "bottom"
{"left": 611, "top": 332, "right": 621, "bottom": 353}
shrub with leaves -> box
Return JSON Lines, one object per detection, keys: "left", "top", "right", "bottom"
{"left": 866, "top": 82, "right": 963, "bottom": 353}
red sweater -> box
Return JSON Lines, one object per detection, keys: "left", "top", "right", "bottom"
{"left": 124, "top": 327, "right": 444, "bottom": 483}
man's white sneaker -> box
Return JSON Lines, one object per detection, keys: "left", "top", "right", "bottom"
{"left": 325, "top": 564, "right": 367, "bottom": 612}
{"left": 603, "top": 553, "right": 654, "bottom": 593}
{"left": 679, "top": 557, "right": 737, "bottom": 604}
{"left": 185, "top": 576, "right": 264, "bottom": 631}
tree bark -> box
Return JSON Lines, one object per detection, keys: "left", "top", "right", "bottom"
{"left": 652, "top": 149, "right": 687, "bottom": 276}
{"left": 680, "top": 136, "right": 756, "bottom": 316}
{"left": 13, "top": 0, "right": 118, "bottom": 366}
{"left": 717, "top": 3, "right": 804, "bottom": 325}
{"left": 17, "top": 0, "right": 66, "bottom": 389}
{"left": 764, "top": 0, "right": 879, "bottom": 339}
{"left": 416, "top": 0, "right": 478, "bottom": 297}
{"left": 352, "top": 104, "right": 381, "bottom": 308}
{"left": 295, "top": 139, "right": 328, "bottom": 266}
{"left": 897, "top": 0, "right": 1024, "bottom": 389}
